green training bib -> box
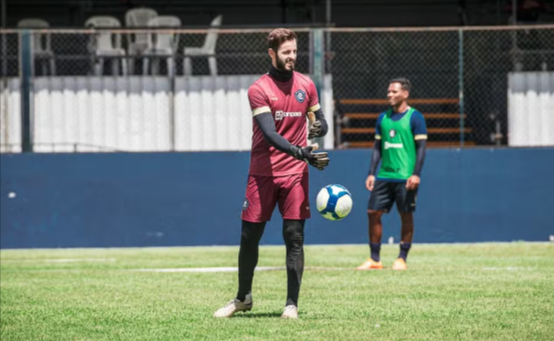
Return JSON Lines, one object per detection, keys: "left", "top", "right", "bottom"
{"left": 377, "top": 108, "right": 416, "bottom": 180}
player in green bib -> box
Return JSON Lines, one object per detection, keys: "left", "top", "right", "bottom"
{"left": 356, "top": 78, "right": 427, "bottom": 271}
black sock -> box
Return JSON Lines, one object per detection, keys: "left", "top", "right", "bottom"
{"left": 283, "top": 219, "right": 305, "bottom": 307}
{"left": 369, "top": 243, "right": 381, "bottom": 262}
{"left": 398, "top": 242, "right": 412, "bottom": 261}
{"left": 236, "top": 220, "right": 266, "bottom": 301}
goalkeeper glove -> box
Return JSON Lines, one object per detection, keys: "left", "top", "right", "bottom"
{"left": 308, "top": 120, "right": 322, "bottom": 139}
{"left": 290, "top": 144, "right": 330, "bottom": 171}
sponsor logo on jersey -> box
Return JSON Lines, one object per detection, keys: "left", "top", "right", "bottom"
{"left": 384, "top": 141, "right": 403, "bottom": 150}
{"left": 275, "top": 110, "right": 303, "bottom": 121}
{"left": 389, "top": 129, "right": 396, "bottom": 138}
{"left": 294, "top": 89, "right": 306, "bottom": 103}
{"left": 382, "top": 166, "right": 401, "bottom": 173}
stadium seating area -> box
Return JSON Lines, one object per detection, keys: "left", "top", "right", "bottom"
{"left": 15, "top": 9, "right": 223, "bottom": 76}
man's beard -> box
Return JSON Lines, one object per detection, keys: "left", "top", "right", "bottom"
{"left": 276, "top": 56, "right": 295, "bottom": 71}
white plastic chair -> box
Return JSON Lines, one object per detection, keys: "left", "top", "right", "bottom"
{"left": 143, "top": 16, "right": 181, "bottom": 76}
{"left": 17, "top": 18, "right": 56, "bottom": 75}
{"left": 85, "top": 16, "right": 127, "bottom": 76}
{"left": 125, "top": 7, "right": 158, "bottom": 74}
{"left": 182, "top": 15, "right": 222, "bottom": 76}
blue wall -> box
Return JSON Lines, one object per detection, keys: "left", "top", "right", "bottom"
{"left": 2, "top": 148, "right": 554, "bottom": 249}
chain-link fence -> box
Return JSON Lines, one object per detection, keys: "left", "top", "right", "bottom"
{"left": 332, "top": 25, "right": 554, "bottom": 149}
{"left": 15, "top": 29, "right": 311, "bottom": 77}
{"left": 1, "top": 25, "right": 553, "bottom": 153}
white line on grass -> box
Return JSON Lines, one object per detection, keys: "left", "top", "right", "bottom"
{"left": 132, "top": 266, "right": 349, "bottom": 273}
{"left": 45, "top": 258, "right": 117, "bottom": 263}
{"left": 481, "top": 267, "right": 534, "bottom": 271}
{"left": 133, "top": 266, "right": 284, "bottom": 273}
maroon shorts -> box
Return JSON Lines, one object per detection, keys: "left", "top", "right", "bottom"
{"left": 241, "top": 172, "right": 310, "bottom": 222}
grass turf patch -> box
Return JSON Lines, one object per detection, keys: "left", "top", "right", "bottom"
{"left": 1, "top": 243, "right": 553, "bottom": 341}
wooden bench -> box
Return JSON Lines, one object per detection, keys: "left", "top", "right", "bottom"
{"left": 339, "top": 98, "right": 459, "bottom": 105}
{"left": 344, "top": 141, "right": 476, "bottom": 148}
{"left": 341, "top": 127, "right": 473, "bottom": 134}
{"left": 344, "top": 113, "right": 466, "bottom": 120}
{"left": 336, "top": 97, "right": 472, "bottom": 148}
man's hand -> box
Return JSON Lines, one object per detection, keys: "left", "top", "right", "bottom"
{"left": 291, "top": 144, "right": 330, "bottom": 171}
{"left": 366, "top": 175, "right": 376, "bottom": 191}
{"left": 308, "top": 120, "right": 322, "bottom": 139}
{"left": 406, "top": 175, "right": 420, "bottom": 190}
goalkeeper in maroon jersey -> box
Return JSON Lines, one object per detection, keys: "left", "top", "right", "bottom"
{"left": 214, "top": 28, "right": 329, "bottom": 319}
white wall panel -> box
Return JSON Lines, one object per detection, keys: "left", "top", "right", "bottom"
{"left": 239, "top": 76, "right": 255, "bottom": 150}
{"left": 539, "top": 73, "right": 554, "bottom": 146}
{"left": 214, "top": 77, "right": 229, "bottom": 150}
{"left": 8, "top": 80, "right": 22, "bottom": 153}
{"left": 187, "top": 77, "right": 203, "bottom": 151}
{"left": 75, "top": 77, "right": 93, "bottom": 152}
{"left": 89, "top": 78, "right": 105, "bottom": 151}
{"left": 200, "top": 77, "right": 215, "bottom": 151}
{"left": 50, "top": 78, "right": 68, "bottom": 152}
{"left": 221, "top": 76, "right": 243, "bottom": 151}
{"left": 0, "top": 79, "right": 22, "bottom": 153}
{"left": 114, "top": 78, "right": 128, "bottom": 151}
{"left": 31, "top": 76, "right": 172, "bottom": 152}
{"left": 173, "top": 79, "right": 189, "bottom": 151}
{"left": 61, "top": 78, "right": 77, "bottom": 153}
{"left": 322, "top": 75, "right": 334, "bottom": 150}
{"left": 154, "top": 77, "right": 172, "bottom": 151}
{"left": 33, "top": 78, "right": 53, "bottom": 152}
{"left": 174, "top": 75, "right": 259, "bottom": 151}
{"left": 5, "top": 74, "right": 334, "bottom": 153}
{"left": 508, "top": 72, "right": 554, "bottom": 147}
{"left": 128, "top": 77, "right": 144, "bottom": 151}
{"left": 102, "top": 78, "right": 117, "bottom": 151}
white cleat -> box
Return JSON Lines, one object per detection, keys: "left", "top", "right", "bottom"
{"left": 213, "top": 293, "right": 253, "bottom": 318}
{"left": 281, "top": 305, "right": 299, "bottom": 319}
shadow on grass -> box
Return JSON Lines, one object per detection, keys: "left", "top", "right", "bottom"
{"left": 233, "top": 311, "right": 288, "bottom": 318}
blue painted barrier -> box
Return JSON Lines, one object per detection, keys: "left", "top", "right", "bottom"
{"left": 1, "top": 148, "right": 553, "bottom": 249}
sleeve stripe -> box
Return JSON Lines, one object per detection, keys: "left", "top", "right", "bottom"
{"left": 252, "top": 106, "right": 271, "bottom": 116}
{"left": 308, "top": 103, "right": 321, "bottom": 112}
{"left": 414, "top": 134, "right": 428, "bottom": 140}
{"left": 375, "top": 135, "right": 382, "bottom": 140}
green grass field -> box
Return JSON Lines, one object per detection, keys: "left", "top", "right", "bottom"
{"left": 1, "top": 243, "right": 553, "bottom": 341}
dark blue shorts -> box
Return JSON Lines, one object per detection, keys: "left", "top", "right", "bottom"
{"left": 367, "top": 180, "right": 418, "bottom": 213}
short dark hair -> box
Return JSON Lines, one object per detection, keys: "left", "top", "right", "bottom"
{"left": 389, "top": 78, "right": 411, "bottom": 91}
{"left": 267, "top": 28, "right": 297, "bottom": 51}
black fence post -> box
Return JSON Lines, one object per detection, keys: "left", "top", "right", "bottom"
{"left": 20, "top": 30, "right": 33, "bottom": 152}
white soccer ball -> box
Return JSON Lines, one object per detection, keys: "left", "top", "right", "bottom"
{"left": 316, "top": 184, "right": 353, "bottom": 221}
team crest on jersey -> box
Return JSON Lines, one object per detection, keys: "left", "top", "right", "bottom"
{"left": 389, "top": 129, "right": 396, "bottom": 138}
{"left": 294, "top": 89, "right": 306, "bottom": 103}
